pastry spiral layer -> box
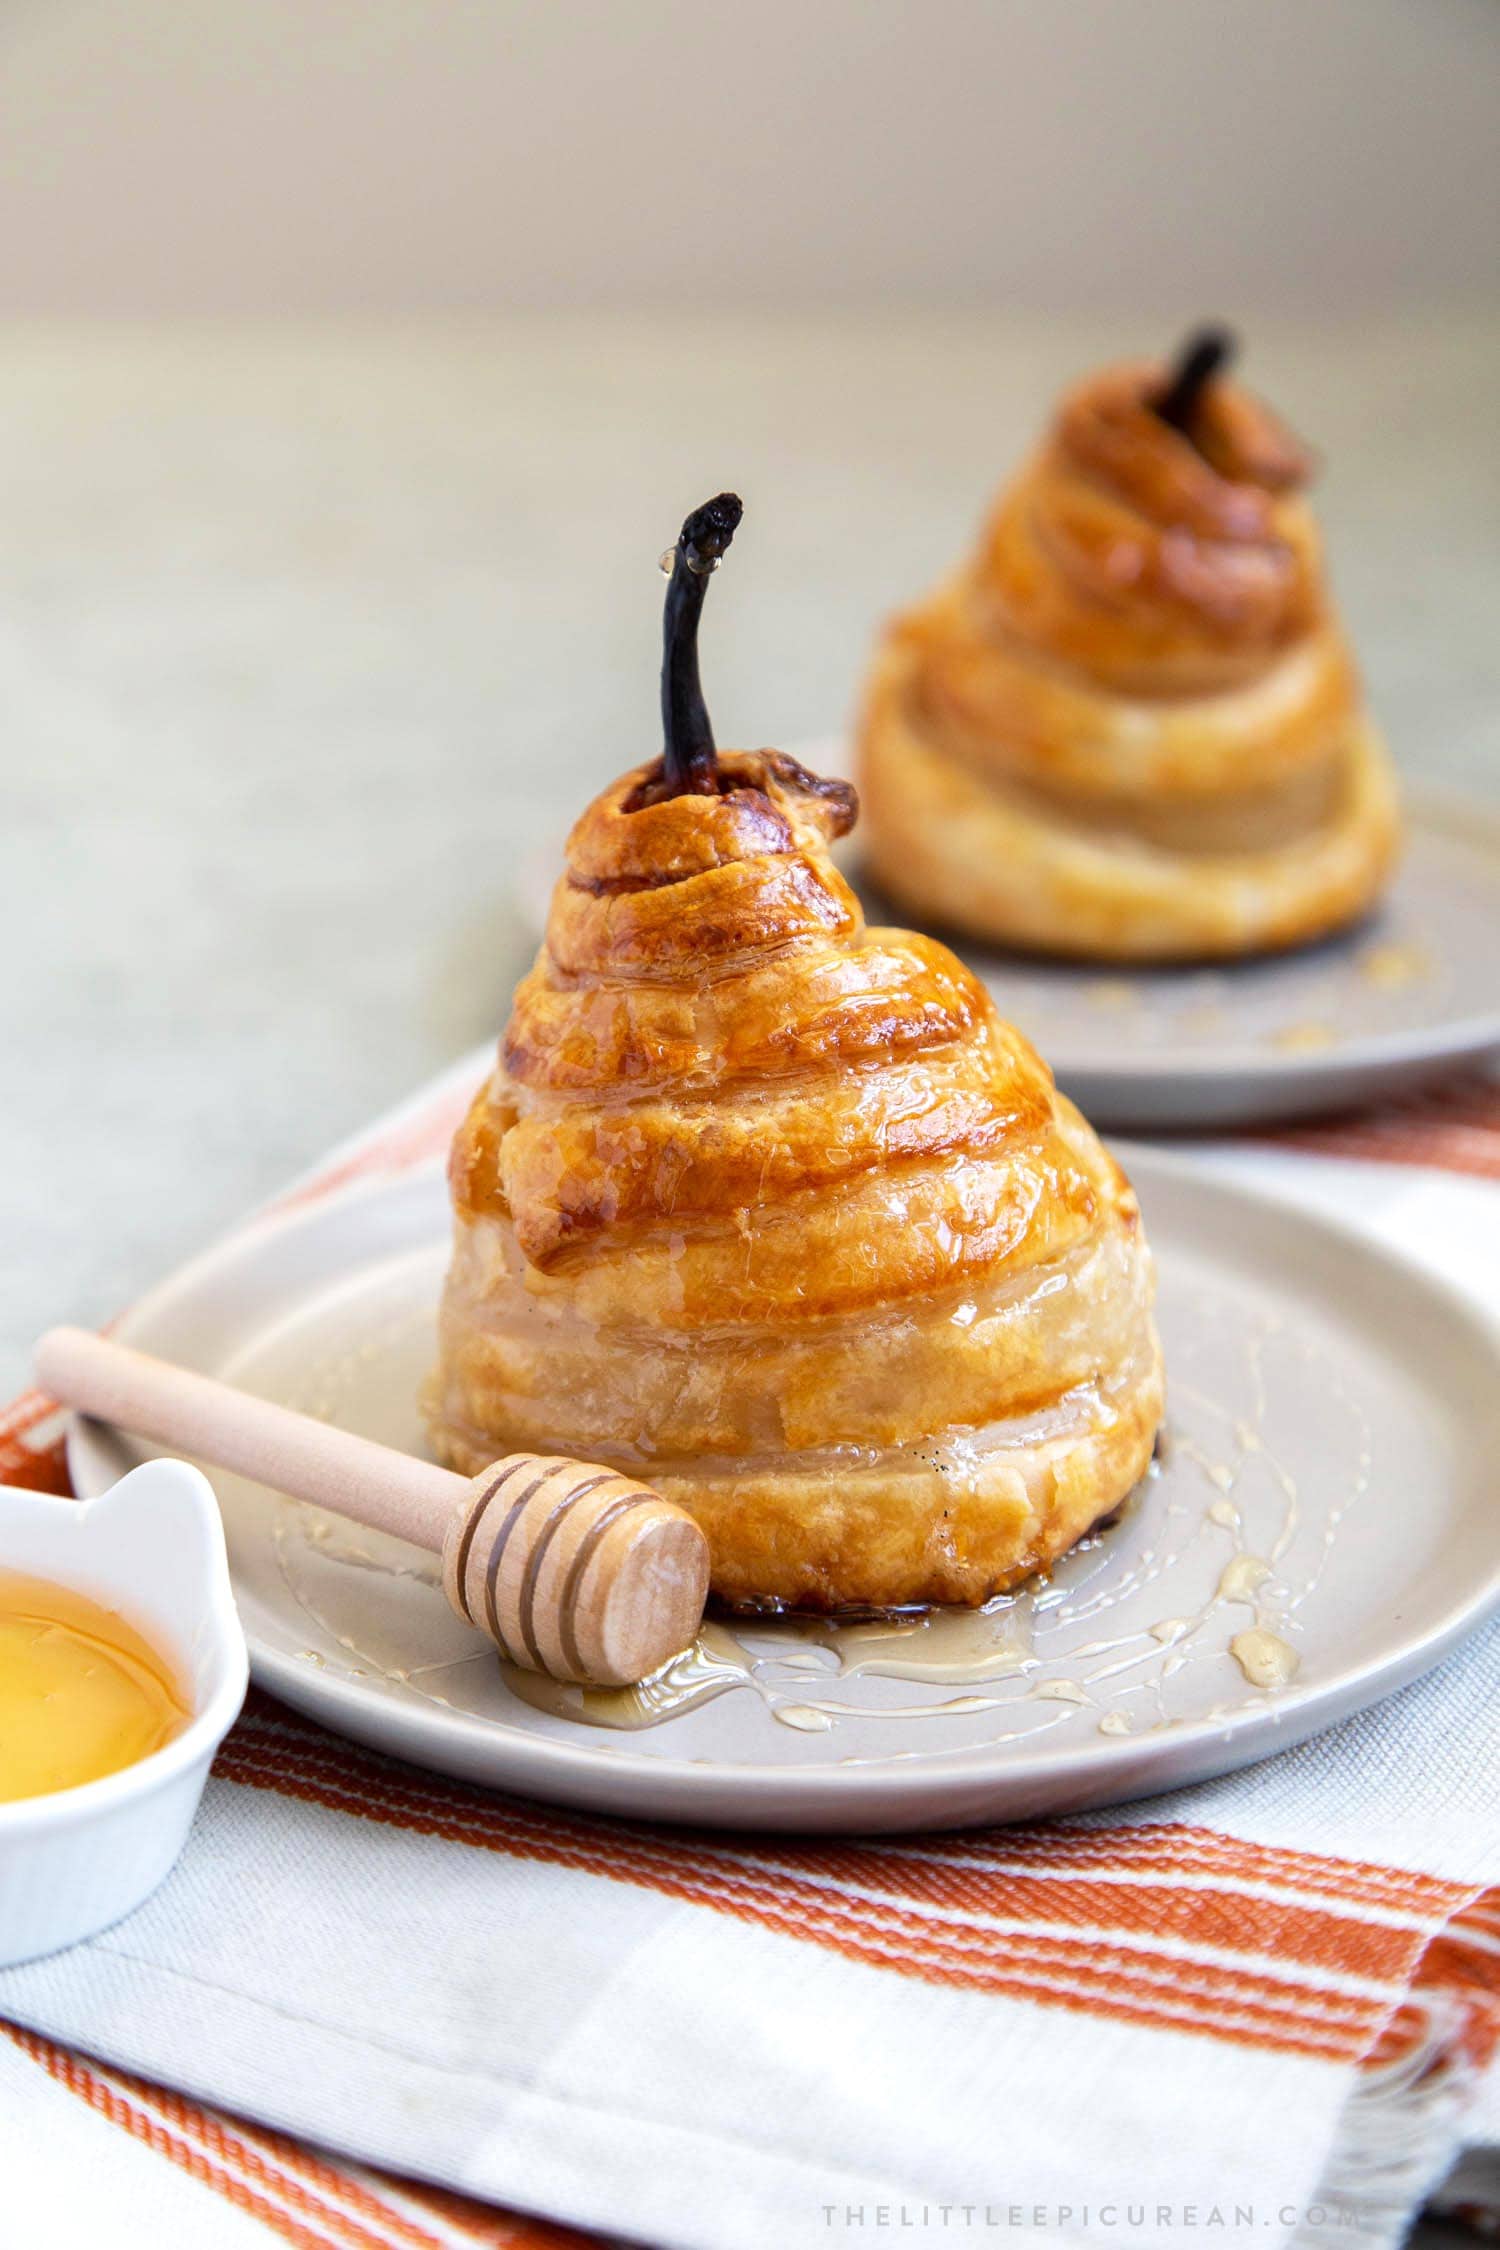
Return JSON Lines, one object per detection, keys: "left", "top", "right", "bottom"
{"left": 858, "top": 355, "right": 1401, "bottom": 960}
{"left": 428, "top": 751, "right": 1164, "bottom": 1611}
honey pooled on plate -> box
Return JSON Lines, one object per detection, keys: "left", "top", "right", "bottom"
{"left": 0, "top": 1571, "right": 189, "bottom": 1802}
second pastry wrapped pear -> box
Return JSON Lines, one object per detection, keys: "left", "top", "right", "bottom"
{"left": 858, "top": 332, "right": 1401, "bottom": 962}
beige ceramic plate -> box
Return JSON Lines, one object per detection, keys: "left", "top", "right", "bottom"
{"left": 520, "top": 755, "right": 1500, "bottom": 1131}
{"left": 67, "top": 1155, "right": 1500, "bottom": 1833}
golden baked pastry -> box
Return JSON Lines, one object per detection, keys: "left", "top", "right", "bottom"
{"left": 428, "top": 496, "right": 1164, "bottom": 1612}
{"left": 858, "top": 329, "right": 1401, "bottom": 962}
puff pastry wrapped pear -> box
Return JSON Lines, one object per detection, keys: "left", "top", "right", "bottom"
{"left": 428, "top": 499, "right": 1164, "bottom": 1612}
{"left": 858, "top": 330, "right": 1401, "bottom": 962}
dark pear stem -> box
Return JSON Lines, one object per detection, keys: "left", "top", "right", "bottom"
{"left": 660, "top": 491, "right": 742, "bottom": 796}
{"left": 1154, "top": 325, "right": 1237, "bottom": 437}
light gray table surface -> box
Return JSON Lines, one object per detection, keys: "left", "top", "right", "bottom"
{"left": 1, "top": 313, "right": 1496, "bottom": 1401}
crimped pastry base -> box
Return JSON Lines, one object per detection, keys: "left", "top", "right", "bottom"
{"left": 860, "top": 630, "right": 1402, "bottom": 963}
{"left": 431, "top": 1320, "right": 1164, "bottom": 1612}
{"left": 431, "top": 1087, "right": 1165, "bottom": 1610}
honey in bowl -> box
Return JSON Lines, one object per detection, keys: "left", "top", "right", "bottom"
{"left": 0, "top": 1571, "right": 190, "bottom": 1803}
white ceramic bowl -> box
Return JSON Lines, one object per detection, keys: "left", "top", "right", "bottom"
{"left": 0, "top": 1459, "right": 248, "bottom": 1967}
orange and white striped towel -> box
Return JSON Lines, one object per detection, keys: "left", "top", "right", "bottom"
{"left": 0, "top": 1056, "right": 1497, "bottom": 2250}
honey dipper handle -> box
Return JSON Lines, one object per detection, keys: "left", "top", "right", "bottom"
{"left": 35, "top": 1326, "right": 465, "bottom": 1550}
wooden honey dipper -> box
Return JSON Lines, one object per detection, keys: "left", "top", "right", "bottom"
{"left": 35, "top": 1327, "right": 711, "bottom": 1689}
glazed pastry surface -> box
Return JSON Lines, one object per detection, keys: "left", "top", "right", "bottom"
{"left": 429, "top": 752, "right": 1164, "bottom": 1611}
{"left": 858, "top": 355, "right": 1401, "bottom": 960}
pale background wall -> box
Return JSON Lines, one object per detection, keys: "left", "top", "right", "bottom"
{"left": 0, "top": 0, "right": 1494, "bottom": 316}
